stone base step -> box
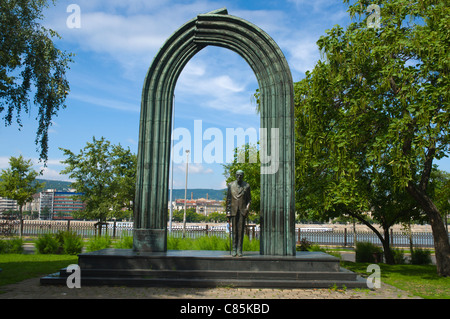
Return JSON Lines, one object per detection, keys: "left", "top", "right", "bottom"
{"left": 40, "top": 249, "right": 368, "bottom": 289}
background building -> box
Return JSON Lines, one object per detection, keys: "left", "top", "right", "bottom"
{"left": 172, "top": 194, "right": 225, "bottom": 216}
{"left": 40, "top": 189, "right": 85, "bottom": 220}
{"left": 0, "top": 197, "right": 18, "bottom": 212}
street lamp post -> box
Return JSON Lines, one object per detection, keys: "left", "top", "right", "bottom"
{"left": 168, "top": 95, "right": 175, "bottom": 234}
{"left": 182, "top": 150, "right": 190, "bottom": 238}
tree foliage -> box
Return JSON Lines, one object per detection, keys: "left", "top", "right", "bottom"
{"left": 295, "top": 0, "right": 449, "bottom": 274}
{"left": 430, "top": 169, "right": 450, "bottom": 219}
{"left": 0, "top": 0, "right": 73, "bottom": 161}
{"left": 60, "top": 137, "right": 136, "bottom": 222}
{"left": 0, "top": 155, "right": 44, "bottom": 229}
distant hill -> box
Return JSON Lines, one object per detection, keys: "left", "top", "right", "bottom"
{"left": 35, "top": 179, "right": 226, "bottom": 200}
{"left": 36, "top": 179, "right": 73, "bottom": 192}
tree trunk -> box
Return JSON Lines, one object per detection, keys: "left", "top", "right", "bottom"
{"left": 407, "top": 183, "right": 450, "bottom": 276}
{"left": 348, "top": 211, "right": 395, "bottom": 264}
{"left": 382, "top": 226, "right": 395, "bottom": 264}
{"left": 19, "top": 205, "right": 23, "bottom": 238}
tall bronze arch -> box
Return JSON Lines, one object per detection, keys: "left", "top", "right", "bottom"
{"left": 133, "top": 8, "right": 295, "bottom": 256}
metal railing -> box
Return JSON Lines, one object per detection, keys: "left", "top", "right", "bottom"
{"left": 2, "top": 220, "right": 446, "bottom": 248}
{"left": 296, "top": 229, "right": 440, "bottom": 248}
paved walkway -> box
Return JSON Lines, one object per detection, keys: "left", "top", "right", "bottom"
{"left": 0, "top": 277, "right": 420, "bottom": 299}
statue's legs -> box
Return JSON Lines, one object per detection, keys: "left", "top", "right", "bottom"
{"left": 232, "top": 212, "right": 246, "bottom": 257}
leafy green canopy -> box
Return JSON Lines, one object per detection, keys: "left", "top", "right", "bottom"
{"left": 0, "top": 0, "right": 73, "bottom": 162}
{"left": 0, "top": 155, "right": 44, "bottom": 210}
{"left": 60, "top": 137, "right": 136, "bottom": 222}
{"left": 296, "top": 0, "right": 449, "bottom": 211}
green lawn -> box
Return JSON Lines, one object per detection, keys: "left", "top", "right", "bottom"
{"left": 341, "top": 261, "right": 450, "bottom": 299}
{"left": 0, "top": 254, "right": 78, "bottom": 289}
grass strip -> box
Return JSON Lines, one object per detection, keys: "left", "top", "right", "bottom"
{"left": 0, "top": 254, "right": 78, "bottom": 289}
{"left": 341, "top": 261, "right": 450, "bottom": 299}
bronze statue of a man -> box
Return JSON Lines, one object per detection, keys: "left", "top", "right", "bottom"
{"left": 226, "top": 170, "right": 251, "bottom": 257}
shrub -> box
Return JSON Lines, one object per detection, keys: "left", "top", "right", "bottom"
{"left": 0, "top": 238, "right": 24, "bottom": 254}
{"left": 166, "top": 235, "right": 256, "bottom": 251}
{"left": 242, "top": 236, "right": 259, "bottom": 251}
{"left": 411, "top": 248, "right": 432, "bottom": 265}
{"left": 0, "top": 240, "right": 7, "bottom": 253}
{"left": 392, "top": 249, "right": 406, "bottom": 264}
{"left": 296, "top": 238, "right": 312, "bottom": 251}
{"left": 355, "top": 241, "right": 383, "bottom": 263}
{"left": 35, "top": 231, "right": 83, "bottom": 255}
{"left": 86, "top": 235, "right": 112, "bottom": 252}
{"left": 113, "top": 236, "right": 133, "bottom": 249}
{"left": 9, "top": 238, "right": 24, "bottom": 254}
{"left": 61, "top": 231, "right": 84, "bottom": 255}
{"left": 195, "top": 235, "right": 228, "bottom": 251}
{"left": 167, "top": 236, "right": 195, "bottom": 250}
{"left": 35, "top": 233, "right": 60, "bottom": 254}
{"left": 167, "top": 236, "right": 182, "bottom": 250}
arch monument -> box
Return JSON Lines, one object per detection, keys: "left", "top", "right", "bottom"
{"left": 133, "top": 8, "right": 296, "bottom": 256}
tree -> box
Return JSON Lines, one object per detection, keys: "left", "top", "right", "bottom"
{"left": 1, "top": 0, "right": 73, "bottom": 162}
{"left": 0, "top": 155, "right": 44, "bottom": 236}
{"left": 295, "top": 0, "right": 450, "bottom": 275}
{"left": 295, "top": 148, "right": 421, "bottom": 264}
{"left": 207, "top": 212, "right": 228, "bottom": 223}
{"left": 170, "top": 208, "right": 203, "bottom": 223}
{"left": 60, "top": 137, "right": 137, "bottom": 223}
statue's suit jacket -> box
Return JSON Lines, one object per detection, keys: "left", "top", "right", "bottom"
{"left": 226, "top": 180, "right": 251, "bottom": 217}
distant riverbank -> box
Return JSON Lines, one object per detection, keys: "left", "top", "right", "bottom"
{"left": 295, "top": 223, "right": 433, "bottom": 233}
{"left": 171, "top": 222, "right": 434, "bottom": 233}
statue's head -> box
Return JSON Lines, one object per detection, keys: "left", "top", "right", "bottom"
{"left": 236, "top": 170, "right": 244, "bottom": 182}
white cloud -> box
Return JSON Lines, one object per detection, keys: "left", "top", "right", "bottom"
{"left": 0, "top": 156, "right": 10, "bottom": 169}
{"left": 72, "top": 12, "right": 167, "bottom": 53}
{"left": 0, "top": 156, "right": 71, "bottom": 181}
{"left": 231, "top": 8, "right": 288, "bottom": 35}
{"left": 31, "top": 158, "right": 71, "bottom": 181}
{"left": 218, "top": 179, "right": 227, "bottom": 189}
{"left": 175, "top": 49, "right": 257, "bottom": 115}
{"left": 69, "top": 93, "right": 140, "bottom": 113}
{"left": 287, "top": 0, "right": 335, "bottom": 12}
{"left": 174, "top": 163, "right": 214, "bottom": 175}
{"left": 46, "top": 1, "right": 218, "bottom": 69}
{"left": 85, "top": 0, "right": 171, "bottom": 15}
{"left": 38, "top": 167, "right": 71, "bottom": 181}
{"left": 282, "top": 36, "right": 321, "bottom": 74}
{"left": 48, "top": 1, "right": 321, "bottom": 113}
{"left": 127, "top": 138, "right": 138, "bottom": 145}
{"left": 32, "top": 158, "right": 65, "bottom": 167}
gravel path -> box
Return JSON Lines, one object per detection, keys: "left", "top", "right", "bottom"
{"left": 0, "top": 277, "right": 420, "bottom": 299}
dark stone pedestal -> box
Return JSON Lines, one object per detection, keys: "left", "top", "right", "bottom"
{"left": 132, "top": 229, "right": 166, "bottom": 252}
{"left": 41, "top": 249, "right": 367, "bottom": 289}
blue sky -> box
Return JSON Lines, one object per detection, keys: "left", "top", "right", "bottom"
{"left": 1, "top": 0, "right": 449, "bottom": 190}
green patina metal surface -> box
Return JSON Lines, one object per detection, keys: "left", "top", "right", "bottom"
{"left": 133, "top": 8, "right": 295, "bottom": 255}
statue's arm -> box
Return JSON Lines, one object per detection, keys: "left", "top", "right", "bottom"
{"left": 226, "top": 183, "right": 231, "bottom": 214}
{"left": 245, "top": 184, "right": 251, "bottom": 211}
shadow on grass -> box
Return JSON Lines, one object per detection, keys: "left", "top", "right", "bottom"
{"left": 341, "top": 261, "right": 439, "bottom": 280}
{"left": 341, "top": 260, "right": 450, "bottom": 299}
{"left": 0, "top": 254, "right": 78, "bottom": 287}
